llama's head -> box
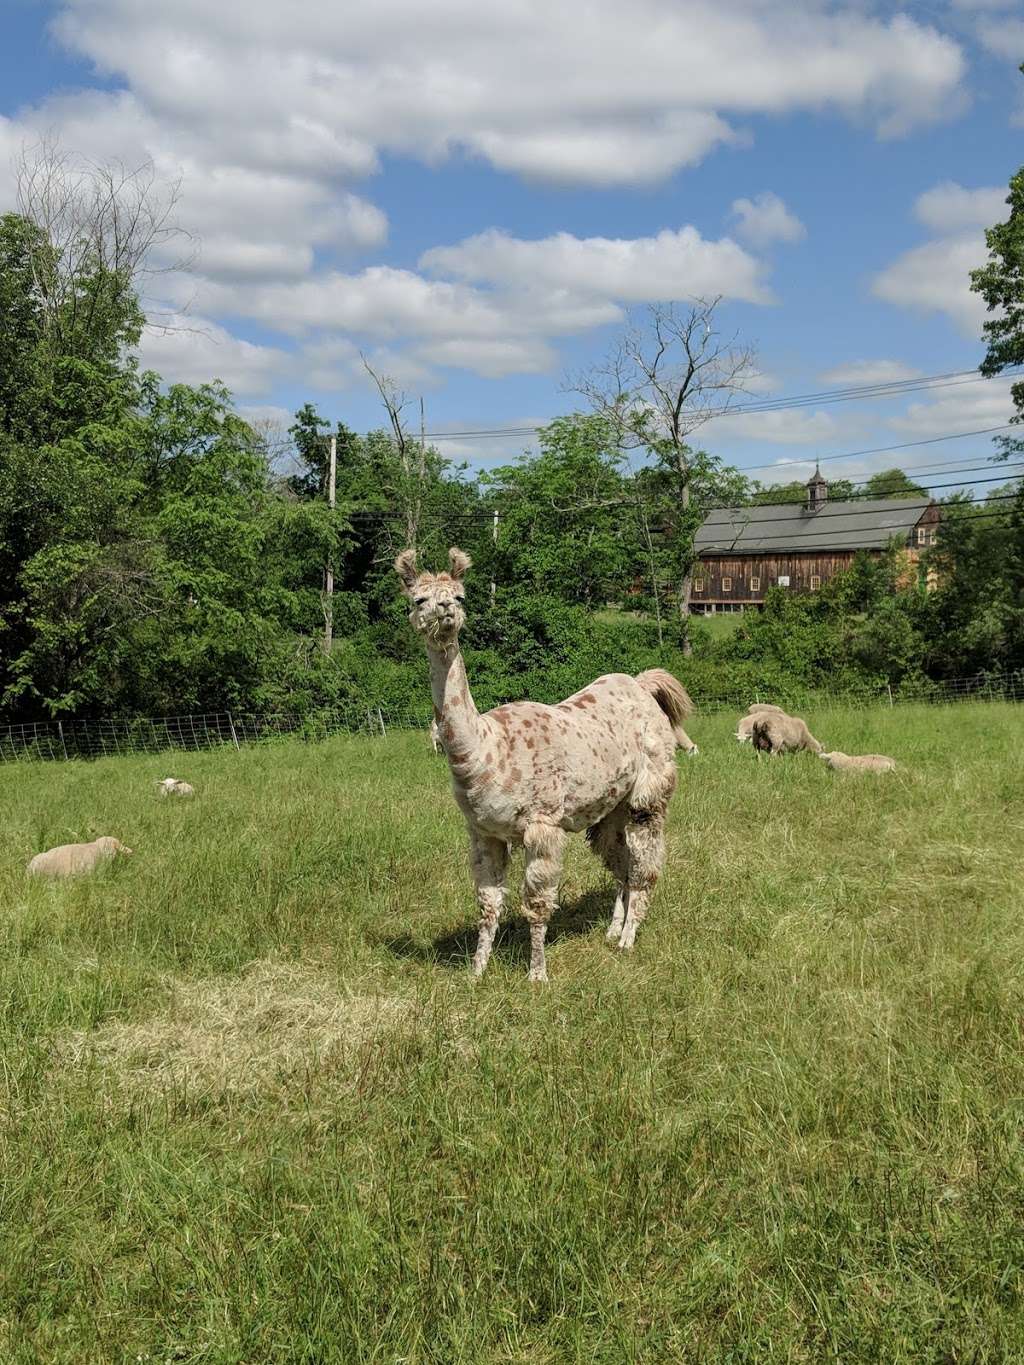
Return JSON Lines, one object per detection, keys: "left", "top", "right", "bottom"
{"left": 395, "top": 546, "right": 471, "bottom": 646}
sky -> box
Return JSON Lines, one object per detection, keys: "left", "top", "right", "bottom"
{"left": 1, "top": 0, "right": 1022, "bottom": 490}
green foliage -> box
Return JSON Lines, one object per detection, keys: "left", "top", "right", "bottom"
{"left": 862, "top": 467, "right": 929, "bottom": 499}
{"left": 2, "top": 190, "right": 1021, "bottom": 726}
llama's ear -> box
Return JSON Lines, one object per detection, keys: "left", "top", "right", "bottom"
{"left": 394, "top": 548, "right": 418, "bottom": 591}
{"left": 448, "top": 547, "right": 472, "bottom": 581}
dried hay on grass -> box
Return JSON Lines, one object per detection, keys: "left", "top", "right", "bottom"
{"left": 60, "top": 959, "right": 410, "bottom": 1095}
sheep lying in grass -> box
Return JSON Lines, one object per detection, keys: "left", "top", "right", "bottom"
{"left": 819, "top": 751, "right": 896, "bottom": 773}
{"left": 751, "top": 712, "right": 823, "bottom": 756}
{"left": 158, "top": 777, "right": 195, "bottom": 797}
{"left": 28, "top": 836, "right": 133, "bottom": 878}
{"left": 735, "top": 703, "right": 786, "bottom": 743}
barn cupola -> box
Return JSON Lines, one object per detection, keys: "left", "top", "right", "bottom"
{"left": 805, "top": 462, "right": 828, "bottom": 514}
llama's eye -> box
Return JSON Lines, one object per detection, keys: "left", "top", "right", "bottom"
{"left": 414, "top": 597, "right": 428, "bottom": 606}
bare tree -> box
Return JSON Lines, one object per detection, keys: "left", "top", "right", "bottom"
{"left": 14, "top": 135, "right": 193, "bottom": 352}
{"left": 361, "top": 355, "right": 427, "bottom": 549}
{"left": 570, "top": 299, "right": 756, "bottom": 646}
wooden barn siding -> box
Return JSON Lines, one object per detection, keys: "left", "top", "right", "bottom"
{"left": 693, "top": 551, "right": 860, "bottom": 603}
{"left": 693, "top": 507, "right": 939, "bottom": 603}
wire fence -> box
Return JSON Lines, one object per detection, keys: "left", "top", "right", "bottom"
{"left": 1, "top": 671, "right": 1022, "bottom": 765}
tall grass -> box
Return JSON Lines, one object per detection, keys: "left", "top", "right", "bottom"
{"left": 1, "top": 704, "right": 1022, "bottom": 1362}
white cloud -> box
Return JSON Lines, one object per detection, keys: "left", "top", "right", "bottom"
{"left": 420, "top": 226, "right": 770, "bottom": 304}
{"left": 0, "top": 1, "right": 974, "bottom": 392}
{"left": 886, "top": 373, "right": 1016, "bottom": 438}
{"left": 872, "top": 181, "right": 1003, "bottom": 336}
{"left": 913, "top": 180, "right": 1006, "bottom": 232}
{"left": 43, "top": 0, "right": 965, "bottom": 192}
{"left": 818, "top": 359, "right": 924, "bottom": 385}
{"left": 729, "top": 192, "right": 806, "bottom": 248}
{"left": 415, "top": 338, "right": 559, "bottom": 378}
{"left": 471, "top": 113, "right": 740, "bottom": 187}
{"left": 711, "top": 406, "right": 840, "bottom": 446}
{"left": 135, "top": 316, "right": 290, "bottom": 396}
{"left": 976, "top": 15, "right": 1024, "bottom": 54}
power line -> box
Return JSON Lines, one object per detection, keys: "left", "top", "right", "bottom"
{"left": 418, "top": 367, "right": 1023, "bottom": 441}
{"left": 733, "top": 425, "right": 1018, "bottom": 476}
{"left": 340, "top": 460, "right": 1023, "bottom": 531}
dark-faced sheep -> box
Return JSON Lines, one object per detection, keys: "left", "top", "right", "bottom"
{"left": 735, "top": 703, "right": 787, "bottom": 743}
{"left": 751, "top": 713, "right": 823, "bottom": 756}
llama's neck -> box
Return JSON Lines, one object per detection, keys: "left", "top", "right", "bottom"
{"left": 426, "top": 642, "right": 487, "bottom": 765}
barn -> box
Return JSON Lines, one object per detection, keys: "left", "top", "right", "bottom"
{"left": 692, "top": 467, "right": 940, "bottom": 613}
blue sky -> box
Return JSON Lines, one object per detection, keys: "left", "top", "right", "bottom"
{"left": 1, "top": 0, "right": 1022, "bottom": 488}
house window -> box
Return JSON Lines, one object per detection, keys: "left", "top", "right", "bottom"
{"left": 928, "top": 529, "right": 937, "bottom": 546}
{"left": 750, "top": 576, "right": 761, "bottom": 592}
{"left": 693, "top": 578, "right": 706, "bottom": 593}
{"left": 917, "top": 527, "right": 927, "bottom": 545}
{"left": 810, "top": 575, "right": 821, "bottom": 590}
{"left": 721, "top": 576, "right": 733, "bottom": 591}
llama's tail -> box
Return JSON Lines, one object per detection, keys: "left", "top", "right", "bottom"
{"left": 635, "top": 669, "right": 695, "bottom": 747}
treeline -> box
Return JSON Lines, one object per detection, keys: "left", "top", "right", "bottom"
{"left": 2, "top": 200, "right": 1023, "bottom": 724}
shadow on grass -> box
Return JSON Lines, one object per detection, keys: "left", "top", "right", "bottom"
{"left": 378, "top": 886, "right": 611, "bottom": 970}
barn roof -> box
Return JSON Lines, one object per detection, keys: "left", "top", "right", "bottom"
{"left": 695, "top": 496, "right": 933, "bottom": 555}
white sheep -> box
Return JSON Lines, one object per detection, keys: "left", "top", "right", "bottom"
{"left": 28, "top": 836, "right": 133, "bottom": 878}
{"left": 429, "top": 718, "right": 445, "bottom": 755}
{"left": 819, "top": 751, "right": 896, "bottom": 773}
{"left": 157, "top": 777, "right": 195, "bottom": 797}
{"left": 751, "top": 712, "right": 823, "bottom": 756}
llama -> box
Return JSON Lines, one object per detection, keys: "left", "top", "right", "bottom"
{"left": 396, "top": 547, "right": 694, "bottom": 981}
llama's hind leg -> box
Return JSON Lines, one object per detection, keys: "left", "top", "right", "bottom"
{"left": 587, "top": 807, "right": 630, "bottom": 941}
{"left": 618, "top": 809, "right": 667, "bottom": 950}
{"left": 522, "top": 822, "right": 566, "bottom": 983}
{"left": 470, "top": 833, "right": 509, "bottom": 977}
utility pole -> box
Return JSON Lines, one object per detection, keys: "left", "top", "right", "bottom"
{"left": 490, "top": 506, "right": 499, "bottom": 606}
{"left": 322, "top": 432, "right": 337, "bottom": 655}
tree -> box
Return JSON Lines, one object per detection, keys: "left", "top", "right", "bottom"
{"left": 14, "top": 137, "right": 189, "bottom": 358}
{"left": 572, "top": 299, "right": 756, "bottom": 650}
{"left": 483, "top": 415, "right": 632, "bottom": 608}
{"left": 970, "top": 89, "right": 1024, "bottom": 457}
{"left": 863, "top": 468, "right": 929, "bottom": 499}
{"left": 361, "top": 357, "right": 428, "bottom": 549}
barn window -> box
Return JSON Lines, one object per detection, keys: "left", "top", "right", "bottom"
{"left": 810, "top": 575, "right": 821, "bottom": 590}
{"left": 750, "top": 575, "right": 761, "bottom": 591}
{"left": 693, "top": 577, "right": 706, "bottom": 593}
{"left": 917, "top": 527, "right": 927, "bottom": 545}
{"left": 721, "top": 576, "right": 733, "bottom": 591}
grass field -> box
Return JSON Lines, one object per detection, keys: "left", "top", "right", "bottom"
{"left": 2, "top": 703, "right": 1023, "bottom": 1362}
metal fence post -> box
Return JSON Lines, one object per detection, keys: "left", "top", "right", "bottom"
{"left": 57, "top": 720, "right": 69, "bottom": 761}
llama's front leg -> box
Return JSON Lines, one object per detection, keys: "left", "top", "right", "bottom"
{"left": 470, "top": 833, "right": 509, "bottom": 977}
{"left": 522, "top": 823, "right": 566, "bottom": 982}
{"left": 618, "top": 810, "right": 667, "bottom": 951}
